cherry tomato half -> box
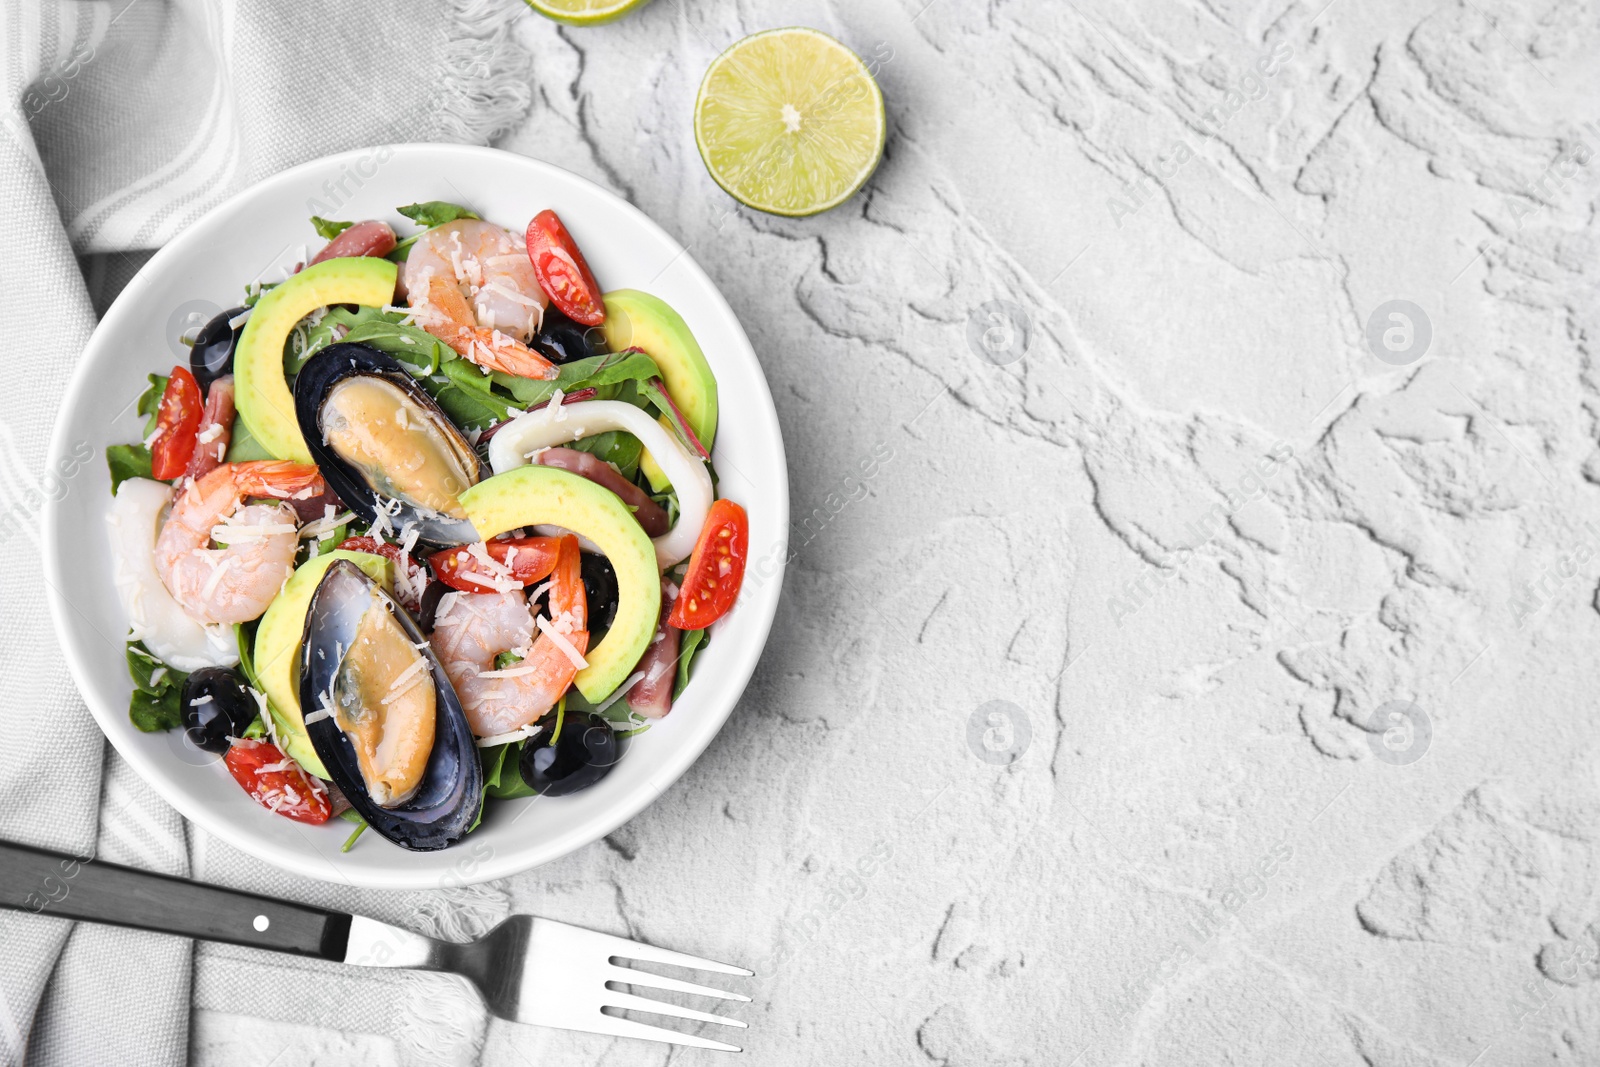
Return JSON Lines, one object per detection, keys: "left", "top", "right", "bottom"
{"left": 428, "top": 537, "right": 562, "bottom": 593}
{"left": 224, "top": 739, "right": 331, "bottom": 824}
{"left": 668, "top": 499, "right": 748, "bottom": 630}
{"left": 526, "top": 210, "right": 605, "bottom": 327}
{"left": 150, "top": 366, "right": 203, "bottom": 480}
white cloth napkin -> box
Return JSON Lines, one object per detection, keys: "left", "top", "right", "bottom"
{"left": 0, "top": 2, "right": 534, "bottom": 1062}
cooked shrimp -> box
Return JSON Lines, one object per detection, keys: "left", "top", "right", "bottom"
{"left": 429, "top": 535, "right": 589, "bottom": 738}
{"left": 416, "top": 276, "right": 558, "bottom": 380}
{"left": 154, "top": 461, "right": 323, "bottom": 625}
{"left": 109, "top": 478, "right": 239, "bottom": 670}
{"left": 400, "top": 219, "right": 557, "bottom": 381}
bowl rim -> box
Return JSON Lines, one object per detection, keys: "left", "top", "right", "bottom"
{"left": 41, "top": 142, "right": 788, "bottom": 889}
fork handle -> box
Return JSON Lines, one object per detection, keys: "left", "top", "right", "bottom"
{"left": 0, "top": 839, "right": 351, "bottom": 960}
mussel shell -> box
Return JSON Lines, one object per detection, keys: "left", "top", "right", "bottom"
{"left": 299, "top": 560, "right": 482, "bottom": 851}
{"left": 294, "top": 343, "right": 485, "bottom": 547}
{"left": 190, "top": 306, "right": 247, "bottom": 393}
{"left": 532, "top": 305, "right": 608, "bottom": 365}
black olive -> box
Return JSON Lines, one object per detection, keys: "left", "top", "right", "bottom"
{"left": 180, "top": 667, "right": 257, "bottom": 753}
{"left": 580, "top": 552, "right": 619, "bottom": 641}
{"left": 519, "top": 711, "right": 618, "bottom": 797}
{"left": 532, "top": 305, "right": 608, "bottom": 365}
{"left": 417, "top": 579, "right": 451, "bottom": 634}
{"left": 188, "top": 306, "right": 247, "bottom": 394}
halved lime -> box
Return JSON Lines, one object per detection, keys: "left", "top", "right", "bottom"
{"left": 523, "top": 0, "right": 650, "bottom": 26}
{"left": 694, "top": 27, "right": 886, "bottom": 217}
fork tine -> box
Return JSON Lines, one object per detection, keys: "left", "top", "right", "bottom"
{"left": 587, "top": 1012, "right": 744, "bottom": 1053}
{"left": 607, "top": 964, "right": 753, "bottom": 1003}
{"left": 589, "top": 929, "right": 754, "bottom": 977}
{"left": 602, "top": 990, "right": 749, "bottom": 1030}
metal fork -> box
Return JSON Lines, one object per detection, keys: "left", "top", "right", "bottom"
{"left": 0, "top": 839, "right": 752, "bottom": 1052}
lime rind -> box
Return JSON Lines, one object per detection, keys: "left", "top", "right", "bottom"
{"left": 524, "top": 0, "right": 649, "bottom": 26}
{"left": 693, "top": 27, "right": 887, "bottom": 218}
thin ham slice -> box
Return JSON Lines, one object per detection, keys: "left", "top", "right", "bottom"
{"left": 309, "top": 220, "right": 397, "bottom": 265}
{"left": 627, "top": 580, "right": 681, "bottom": 719}
{"left": 534, "top": 447, "right": 670, "bottom": 538}
{"left": 185, "top": 375, "right": 235, "bottom": 481}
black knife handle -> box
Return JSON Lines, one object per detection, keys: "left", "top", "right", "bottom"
{"left": 0, "top": 838, "right": 350, "bottom": 960}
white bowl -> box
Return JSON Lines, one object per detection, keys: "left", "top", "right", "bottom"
{"left": 42, "top": 144, "right": 787, "bottom": 889}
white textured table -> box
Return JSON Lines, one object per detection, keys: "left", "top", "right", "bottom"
{"left": 195, "top": 1, "right": 1600, "bottom": 1063}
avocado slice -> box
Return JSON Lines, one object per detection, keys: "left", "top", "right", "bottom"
{"left": 235, "top": 257, "right": 398, "bottom": 463}
{"left": 252, "top": 550, "right": 391, "bottom": 777}
{"left": 460, "top": 466, "right": 661, "bottom": 703}
{"left": 600, "top": 289, "right": 718, "bottom": 491}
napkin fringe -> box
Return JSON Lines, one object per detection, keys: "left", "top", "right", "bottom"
{"left": 397, "top": 973, "right": 486, "bottom": 1066}
{"left": 435, "top": 0, "right": 535, "bottom": 146}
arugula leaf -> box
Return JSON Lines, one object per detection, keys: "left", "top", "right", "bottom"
{"left": 484, "top": 742, "right": 539, "bottom": 800}
{"left": 386, "top": 233, "right": 421, "bottom": 263}
{"left": 106, "top": 444, "right": 152, "bottom": 494}
{"left": 295, "top": 516, "right": 347, "bottom": 565}
{"left": 138, "top": 373, "right": 168, "bottom": 438}
{"left": 675, "top": 625, "right": 709, "bottom": 699}
{"left": 342, "top": 317, "right": 453, "bottom": 377}
{"left": 225, "top": 417, "right": 274, "bottom": 462}
{"left": 640, "top": 377, "right": 707, "bottom": 458}
{"left": 234, "top": 623, "right": 260, "bottom": 690}
{"left": 426, "top": 384, "right": 505, "bottom": 431}
{"left": 311, "top": 216, "right": 353, "bottom": 240}
{"left": 125, "top": 642, "right": 167, "bottom": 691}
{"left": 568, "top": 431, "right": 642, "bottom": 481}
{"left": 494, "top": 349, "right": 661, "bottom": 408}
{"left": 397, "top": 201, "right": 480, "bottom": 227}
{"left": 126, "top": 641, "right": 189, "bottom": 733}
{"left": 340, "top": 810, "right": 369, "bottom": 851}
{"left": 242, "top": 279, "right": 280, "bottom": 309}
{"left": 431, "top": 360, "right": 516, "bottom": 429}
{"left": 494, "top": 650, "right": 524, "bottom": 670}
{"left": 652, "top": 485, "right": 680, "bottom": 529}
{"left": 130, "top": 688, "right": 183, "bottom": 732}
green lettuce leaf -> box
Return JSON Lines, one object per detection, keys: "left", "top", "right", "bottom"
{"left": 568, "top": 431, "right": 642, "bottom": 481}
{"left": 126, "top": 641, "right": 188, "bottom": 733}
{"left": 494, "top": 349, "right": 660, "bottom": 408}
{"left": 676, "top": 625, "right": 708, "bottom": 699}
{"left": 106, "top": 444, "right": 152, "bottom": 494}
{"left": 397, "top": 201, "right": 480, "bottom": 227}
{"left": 310, "top": 216, "right": 353, "bottom": 240}
{"left": 138, "top": 373, "right": 167, "bottom": 437}
{"left": 342, "top": 317, "right": 453, "bottom": 377}
{"left": 430, "top": 360, "right": 516, "bottom": 429}
{"left": 471, "top": 742, "right": 537, "bottom": 831}
{"left": 225, "top": 417, "right": 274, "bottom": 462}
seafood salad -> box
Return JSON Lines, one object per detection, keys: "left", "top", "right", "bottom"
{"left": 105, "top": 201, "right": 748, "bottom": 852}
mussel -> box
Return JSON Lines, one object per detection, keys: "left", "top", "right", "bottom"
{"left": 299, "top": 559, "right": 481, "bottom": 850}
{"left": 295, "top": 343, "right": 485, "bottom": 546}
{"left": 189, "top": 305, "right": 247, "bottom": 393}
{"left": 531, "top": 305, "right": 608, "bottom": 365}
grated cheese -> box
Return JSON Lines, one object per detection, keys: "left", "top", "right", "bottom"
{"left": 535, "top": 614, "right": 589, "bottom": 670}
{"left": 474, "top": 723, "right": 544, "bottom": 748}
{"left": 200, "top": 557, "right": 234, "bottom": 599}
